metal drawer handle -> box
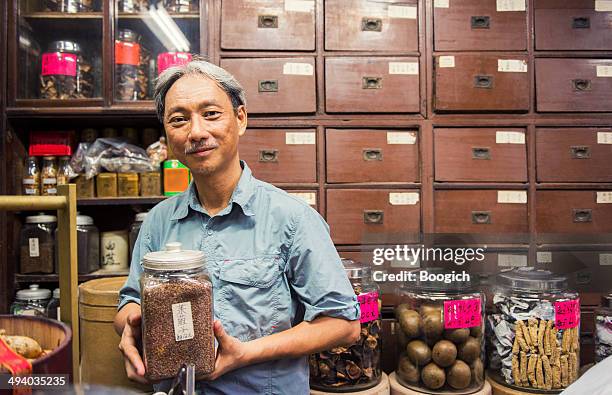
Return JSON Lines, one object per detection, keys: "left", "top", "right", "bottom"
{"left": 362, "top": 148, "right": 383, "bottom": 161}
{"left": 572, "top": 17, "right": 590, "bottom": 29}
{"left": 258, "top": 15, "right": 278, "bottom": 28}
{"left": 570, "top": 145, "right": 591, "bottom": 159}
{"left": 362, "top": 76, "right": 382, "bottom": 89}
{"left": 361, "top": 17, "right": 383, "bottom": 32}
{"left": 572, "top": 79, "right": 591, "bottom": 91}
{"left": 474, "top": 75, "right": 493, "bottom": 89}
{"left": 258, "top": 80, "right": 278, "bottom": 92}
{"left": 472, "top": 147, "right": 491, "bottom": 160}
{"left": 364, "top": 210, "right": 384, "bottom": 224}
{"left": 258, "top": 149, "right": 278, "bottom": 162}
{"left": 573, "top": 208, "right": 592, "bottom": 223}
{"left": 471, "top": 16, "right": 490, "bottom": 29}
{"left": 472, "top": 211, "right": 491, "bottom": 224}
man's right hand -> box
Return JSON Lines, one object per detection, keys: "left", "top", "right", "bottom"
{"left": 118, "top": 310, "right": 149, "bottom": 384}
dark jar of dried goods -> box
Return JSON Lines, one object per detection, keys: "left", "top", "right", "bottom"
{"left": 40, "top": 40, "right": 94, "bottom": 99}
{"left": 20, "top": 213, "right": 57, "bottom": 274}
{"left": 309, "top": 259, "right": 382, "bottom": 392}
{"left": 140, "top": 242, "right": 215, "bottom": 380}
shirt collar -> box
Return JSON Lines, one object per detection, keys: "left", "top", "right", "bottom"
{"left": 170, "top": 160, "right": 256, "bottom": 220}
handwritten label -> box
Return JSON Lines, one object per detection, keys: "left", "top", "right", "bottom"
{"left": 597, "top": 132, "right": 612, "bottom": 144}
{"left": 28, "top": 238, "right": 40, "bottom": 258}
{"left": 498, "top": 59, "right": 528, "bottom": 73}
{"left": 358, "top": 292, "right": 380, "bottom": 323}
{"left": 596, "top": 65, "right": 612, "bottom": 77}
{"left": 496, "top": 0, "right": 525, "bottom": 11}
{"left": 282, "top": 62, "right": 314, "bottom": 76}
{"left": 288, "top": 192, "right": 316, "bottom": 206}
{"left": 498, "top": 254, "right": 527, "bottom": 267}
{"left": 597, "top": 191, "right": 612, "bottom": 203}
{"left": 439, "top": 56, "right": 455, "bottom": 68}
{"left": 388, "top": 5, "right": 417, "bottom": 19}
{"left": 388, "top": 62, "right": 419, "bottom": 75}
{"left": 42, "top": 53, "right": 77, "bottom": 76}
{"left": 496, "top": 131, "right": 525, "bottom": 144}
{"left": 554, "top": 299, "right": 580, "bottom": 329}
{"left": 434, "top": 0, "right": 449, "bottom": 8}
{"left": 284, "top": 0, "right": 314, "bottom": 12}
{"left": 595, "top": 0, "right": 612, "bottom": 12}
{"left": 537, "top": 252, "right": 553, "bottom": 264}
{"left": 172, "top": 301, "right": 195, "bottom": 341}
{"left": 444, "top": 298, "right": 482, "bottom": 329}
{"left": 389, "top": 192, "right": 419, "bottom": 205}
{"left": 599, "top": 254, "right": 612, "bottom": 266}
{"left": 497, "top": 190, "right": 527, "bottom": 204}
{"left": 285, "top": 132, "right": 315, "bottom": 145}
{"left": 387, "top": 131, "right": 417, "bottom": 144}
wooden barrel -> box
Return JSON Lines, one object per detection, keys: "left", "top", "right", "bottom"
{"left": 389, "top": 372, "right": 493, "bottom": 395}
{"left": 310, "top": 372, "right": 390, "bottom": 394}
{"left": 0, "top": 315, "right": 72, "bottom": 377}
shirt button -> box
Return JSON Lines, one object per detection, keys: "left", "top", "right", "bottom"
{"left": 207, "top": 229, "right": 213, "bottom": 236}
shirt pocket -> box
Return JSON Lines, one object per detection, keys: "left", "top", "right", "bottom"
{"left": 217, "top": 255, "right": 285, "bottom": 342}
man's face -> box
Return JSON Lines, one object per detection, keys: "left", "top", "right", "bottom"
{"left": 163, "top": 74, "right": 247, "bottom": 176}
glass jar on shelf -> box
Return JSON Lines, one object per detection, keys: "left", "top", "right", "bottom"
{"left": 40, "top": 40, "right": 94, "bottom": 99}
{"left": 57, "top": 155, "right": 71, "bottom": 186}
{"left": 164, "top": 0, "right": 198, "bottom": 13}
{"left": 118, "top": 0, "right": 149, "bottom": 13}
{"left": 594, "top": 292, "right": 612, "bottom": 363}
{"left": 11, "top": 284, "right": 52, "bottom": 316}
{"left": 488, "top": 268, "right": 580, "bottom": 391}
{"left": 46, "top": 288, "right": 61, "bottom": 320}
{"left": 115, "top": 29, "right": 142, "bottom": 101}
{"left": 395, "top": 268, "right": 485, "bottom": 393}
{"left": 129, "top": 211, "right": 149, "bottom": 259}
{"left": 41, "top": 156, "right": 57, "bottom": 196}
{"left": 309, "top": 259, "right": 382, "bottom": 392}
{"left": 23, "top": 156, "right": 40, "bottom": 196}
{"left": 20, "top": 213, "right": 57, "bottom": 274}
{"left": 42, "top": 0, "right": 95, "bottom": 13}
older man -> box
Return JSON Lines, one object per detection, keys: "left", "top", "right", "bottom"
{"left": 114, "top": 59, "right": 361, "bottom": 394}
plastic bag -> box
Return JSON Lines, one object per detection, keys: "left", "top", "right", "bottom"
{"left": 84, "top": 138, "right": 157, "bottom": 179}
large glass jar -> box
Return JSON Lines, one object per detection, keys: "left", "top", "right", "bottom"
{"left": 76, "top": 214, "right": 100, "bottom": 274}
{"left": 488, "top": 268, "right": 580, "bottom": 391}
{"left": 395, "top": 269, "right": 485, "bottom": 393}
{"left": 141, "top": 242, "right": 215, "bottom": 380}
{"left": 40, "top": 40, "right": 94, "bottom": 99}
{"left": 20, "top": 213, "right": 57, "bottom": 274}
{"left": 309, "top": 259, "right": 382, "bottom": 392}
{"left": 129, "top": 211, "right": 148, "bottom": 259}
{"left": 115, "top": 29, "right": 142, "bottom": 101}
{"left": 594, "top": 293, "right": 612, "bottom": 363}
{"left": 11, "top": 284, "right": 52, "bottom": 316}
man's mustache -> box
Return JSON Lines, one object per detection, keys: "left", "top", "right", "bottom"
{"left": 185, "top": 140, "right": 219, "bottom": 154}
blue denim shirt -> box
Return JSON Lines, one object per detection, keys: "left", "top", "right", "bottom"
{"left": 118, "top": 161, "right": 360, "bottom": 394}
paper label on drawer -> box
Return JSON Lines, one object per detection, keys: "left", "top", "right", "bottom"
{"left": 498, "top": 59, "right": 528, "bottom": 73}
{"left": 389, "top": 192, "right": 419, "bottom": 205}
{"left": 596, "top": 65, "right": 612, "bottom": 77}
{"left": 284, "top": 0, "right": 314, "bottom": 12}
{"left": 595, "top": 0, "right": 612, "bottom": 11}
{"left": 434, "top": 0, "right": 449, "bottom": 8}
{"left": 554, "top": 299, "right": 580, "bottom": 329}
{"left": 387, "top": 131, "right": 417, "bottom": 144}
{"left": 172, "top": 301, "right": 195, "bottom": 341}
{"left": 282, "top": 62, "right": 314, "bottom": 76}
{"left": 496, "top": 0, "right": 526, "bottom": 11}
{"left": 28, "top": 238, "right": 40, "bottom": 258}
{"left": 388, "top": 5, "right": 417, "bottom": 19}
{"left": 497, "top": 190, "right": 527, "bottom": 204}
{"left": 358, "top": 291, "right": 380, "bottom": 323}
{"left": 388, "top": 62, "right": 419, "bottom": 75}
{"left": 498, "top": 254, "right": 527, "bottom": 267}
{"left": 599, "top": 254, "right": 612, "bottom": 266}
{"left": 288, "top": 192, "right": 316, "bottom": 206}
{"left": 439, "top": 56, "right": 455, "bottom": 68}
{"left": 496, "top": 131, "right": 525, "bottom": 144}
{"left": 537, "top": 252, "right": 553, "bottom": 264}
{"left": 285, "top": 132, "right": 315, "bottom": 145}
{"left": 596, "top": 191, "right": 612, "bottom": 203}
{"left": 444, "top": 298, "right": 482, "bottom": 329}
{"left": 597, "top": 132, "right": 612, "bottom": 144}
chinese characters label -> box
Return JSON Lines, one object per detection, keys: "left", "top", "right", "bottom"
{"left": 444, "top": 298, "right": 482, "bottom": 329}
{"left": 358, "top": 292, "right": 379, "bottom": 324}
{"left": 554, "top": 299, "right": 580, "bottom": 330}
{"left": 172, "top": 301, "right": 195, "bottom": 341}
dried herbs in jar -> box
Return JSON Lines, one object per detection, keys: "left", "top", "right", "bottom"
{"left": 40, "top": 40, "right": 94, "bottom": 99}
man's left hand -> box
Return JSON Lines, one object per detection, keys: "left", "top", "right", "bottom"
{"left": 202, "top": 320, "right": 251, "bottom": 381}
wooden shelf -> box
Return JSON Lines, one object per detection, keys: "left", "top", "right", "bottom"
{"left": 118, "top": 12, "right": 199, "bottom": 19}
{"left": 77, "top": 196, "right": 166, "bottom": 205}
{"left": 22, "top": 12, "right": 103, "bottom": 19}
{"left": 15, "top": 270, "right": 128, "bottom": 284}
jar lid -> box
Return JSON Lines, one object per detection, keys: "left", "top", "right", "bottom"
{"left": 341, "top": 258, "right": 370, "bottom": 279}
{"left": 117, "top": 28, "right": 139, "bottom": 43}
{"left": 53, "top": 288, "right": 60, "bottom": 299}
{"left": 414, "top": 267, "right": 475, "bottom": 292}
{"left": 16, "top": 284, "right": 52, "bottom": 300}
{"left": 47, "top": 40, "right": 81, "bottom": 54}
{"left": 77, "top": 215, "right": 94, "bottom": 226}
{"left": 26, "top": 213, "right": 57, "bottom": 223}
{"left": 142, "top": 242, "right": 205, "bottom": 271}
{"left": 497, "top": 267, "right": 568, "bottom": 292}
{"left": 135, "top": 212, "right": 148, "bottom": 222}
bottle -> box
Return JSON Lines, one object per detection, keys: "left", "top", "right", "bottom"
{"left": 23, "top": 156, "right": 40, "bottom": 196}
{"left": 41, "top": 156, "right": 58, "bottom": 196}
{"left": 57, "top": 155, "right": 71, "bottom": 186}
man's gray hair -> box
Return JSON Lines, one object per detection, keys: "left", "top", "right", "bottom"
{"left": 154, "top": 59, "right": 247, "bottom": 123}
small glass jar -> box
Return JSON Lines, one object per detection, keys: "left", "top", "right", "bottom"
{"left": 489, "top": 268, "right": 580, "bottom": 391}
{"left": 395, "top": 268, "right": 485, "bottom": 393}
{"left": 129, "top": 211, "right": 148, "bottom": 259}
{"left": 46, "top": 288, "right": 61, "bottom": 320}
{"left": 41, "top": 156, "right": 58, "bottom": 196}
{"left": 11, "top": 284, "right": 52, "bottom": 316}
{"left": 309, "top": 259, "right": 382, "bottom": 392}
{"left": 141, "top": 242, "right": 215, "bottom": 380}
{"left": 20, "top": 213, "right": 57, "bottom": 274}
{"left": 43, "top": 0, "right": 95, "bottom": 13}
{"left": 594, "top": 293, "right": 612, "bottom": 363}
{"left": 40, "top": 40, "right": 94, "bottom": 99}
{"left": 57, "top": 155, "right": 71, "bottom": 186}
{"left": 23, "top": 156, "right": 40, "bottom": 196}
{"left": 118, "top": 0, "right": 149, "bottom": 12}
{"left": 164, "top": 0, "right": 199, "bottom": 13}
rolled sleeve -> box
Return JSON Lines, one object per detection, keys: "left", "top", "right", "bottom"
{"left": 117, "top": 217, "right": 153, "bottom": 310}
{"left": 286, "top": 206, "right": 360, "bottom": 322}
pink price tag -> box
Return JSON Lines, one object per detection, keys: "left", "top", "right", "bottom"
{"left": 357, "top": 292, "right": 379, "bottom": 324}
{"left": 554, "top": 299, "right": 580, "bottom": 329}
{"left": 444, "top": 298, "right": 482, "bottom": 329}
{"left": 42, "top": 53, "right": 77, "bottom": 76}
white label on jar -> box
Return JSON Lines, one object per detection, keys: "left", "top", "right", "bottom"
{"left": 439, "top": 56, "right": 455, "bottom": 68}
{"left": 285, "top": 132, "right": 315, "bottom": 145}
{"left": 57, "top": 307, "right": 61, "bottom": 320}
{"left": 498, "top": 59, "right": 528, "bottom": 73}
{"left": 42, "top": 178, "right": 57, "bottom": 184}
{"left": 599, "top": 254, "right": 612, "bottom": 265}
{"left": 498, "top": 254, "right": 527, "bottom": 267}
{"left": 282, "top": 62, "right": 314, "bottom": 76}
{"left": 288, "top": 192, "right": 316, "bottom": 206}
{"left": 172, "top": 301, "right": 195, "bottom": 342}
{"left": 389, "top": 192, "right": 419, "bottom": 205}
{"left": 46, "top": 188, "right": 57, "bottom": 195}
{"left": 24, "top": 188, "right": 38, "bottom": 195}
{"left": 388, "top": 5, "right": 417, "bottom": 19}
{"left": 387, "top": 131, "right": 417, "bottom": 144}
{"left": 29, "top": 238, "right": 40, "bottom": 258}
{"left": 388, "top": 62, "right": 419, "bottom": 75}
{"left": 595, "top": 0, "right": 612, "bottom": 11}
{"left": 496, "top": 131, "right": 525, "bottom": 144}
{"left": 537, "top": 252, "right": 553, "bottom": 264}
{"left": 22, "top": 179, "right": 36, "bottom": 185}
{"left": 497, "top": 190, "right": 527, "bottom": 204}
{"left": 497, "top": 0, "right": 526, "bottom": 11}
{"left": 596, "top": 65, "right": 612, "bottom": 77}
{"left": 597, "top": 132, "right": 612, "bottom": 144}
{"left": 20, "top": 310, "right": 37, "bottom": 316}
{"left": 596, "top": 191, "right": 612, "bottom": 203}
{"left": 284, "top": 0, "right": 314, "bottom": 12}
{"left": 434, "top": 0, "right": 449, "bottom": 8}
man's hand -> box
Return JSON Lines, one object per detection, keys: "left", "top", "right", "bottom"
{"left": 118, "top": 311, "right": 149, "bottom": 384}
{"left": 202, "top": 320, "right": 251, "bottom": 381}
